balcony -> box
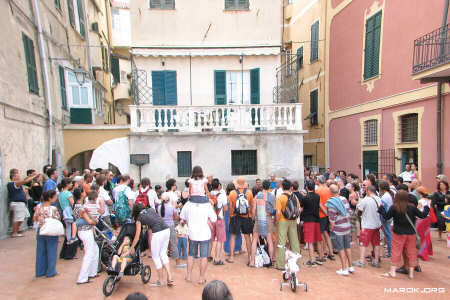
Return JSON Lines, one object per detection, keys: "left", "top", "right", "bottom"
{"left": 273, "top": 53, "right": 300, "bottom": 103}
{"left": 412, "top": 24, "right": 450, "bottom": 83}
{"left": 129, "top": 104, "right": 303, "bottom": 133}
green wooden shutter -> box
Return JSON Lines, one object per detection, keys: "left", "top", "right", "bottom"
{"left": 70, "top": 108, "right": 92, "bottom": 124}
{"left": 111, "top": 56, "right": 120, "bottom": 83}
{"left": 164, "top": 71, "right": 177, "bottom": 106}
{"left": 239, "top": 0, "right": 249, "bottom": 9}
{"left": 67, "top": 0, "right": 75, "bottom": 27}
{"left": 152, "top": 71, "right": 165, "bottom": 105}
{"left": 310, "top": 90, "right": 318, "bottom": 125}
{"left": 214, "top": 70, "right": 227, "bottom": 105}
{"left": 55, "top": 0, "right": 61, "bottom": 10}
{"left": 150, "top": 0, "right": 161, "bottom": 8}
{"left": 58, "top": 66, "right": 67, "bottom": 109}
{"left": 177, "top": 151, "right": 192, "bottom": 177}
{"left": 164, "top": 0, "right": 175, "bottom": 9}
{"left": 77, "top": 0, "right": 85, "bottom": 38}
{"left": 225, "top": 0, "right": 234, "bottom": 9}
{"left": 310, "top": 21, "right": 319, "bottom": 62}
{"left": 297, "top": 47, "right": 303, "bottom": 69}
{"left": 250, "top": 68, "right": 260, "bottom": 104}
{"left": 22, "top": 33, "right": 39, "bottom": 95}
{"left": 364, "top": 11, "right": 382, "bottom": 80}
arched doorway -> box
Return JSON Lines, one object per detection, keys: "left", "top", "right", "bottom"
{"left": 66, "top": 150, "right": 94, "bottom": 172}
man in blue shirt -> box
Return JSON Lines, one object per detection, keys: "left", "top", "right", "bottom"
{"left": 43, "top": 168, "right": 58, "bottom": 193}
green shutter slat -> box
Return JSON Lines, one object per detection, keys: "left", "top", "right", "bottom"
{"left": 250, "top": 68, "right": 260, "bottom": 104}
{"left": 150, "top": 0, "right": 161, "bottom": 8}
{"left": 152, "top": 71, "right": 165, "bottom": 105}
{"left": 297, "top": 47, "right": 303, "bottom": 69}
{"left": 70, "top": 108, "right": 92, "bottom": 124}
{"left": 214, "top": 70, "right": 227, "bottom": 105}
{"left": 310, "top": 21, "right": 319, "bottom": 62}
{"left": 164, "top": 71, "right": 177, "bottom": 106}
{"left": 111, "top": 56, "right": 120, "bottom": 83}
{"left": 58, "top": 66, "right": 67, "bottom": 109}
{"left": 22, "top": 33, "right": 38, "bottom": 94}
{"left": 225, "top": 0, "right": 234, "bottom": 9}
{"left": 310, "top": 90, "right": 318, "bottom": 125}
{"left": 165, "top": 0, "right": 175, "bottom": 9}
{"left": 67, "top": 0, "right": 75, "bottom": 27}
{"left": 77, "top": 0, "right": 85, "bottom": 38}
{"left": 364, "top": 11, "right": 382, "bottom": 80}
{"left": 239, "top": 0, "right": 249, "bottom": 9}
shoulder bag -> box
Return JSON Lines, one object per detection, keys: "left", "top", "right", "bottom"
{"left": 40, "top": 207, "right": 65, "bottom": 236}
{"left": 405, "top": 213, "right": 421, "bottom": 250}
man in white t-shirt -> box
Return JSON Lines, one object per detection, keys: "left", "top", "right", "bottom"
{"left": 399, "top": 163, "right": 413, "bottom": 183}
{"left": 180, "top": 197, "right": 217, "bottom": 284}
{"left": 209, "top": 179, "right": 228, "bottom": 265}
{"left": 165, "top": 179, "right": 179, "bottom": 207}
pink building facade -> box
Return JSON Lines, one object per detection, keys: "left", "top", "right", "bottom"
{"left": 328, "top": 0, "right": 450, "bottom": 189}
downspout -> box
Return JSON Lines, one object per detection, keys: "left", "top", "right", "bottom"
{"left": 189, "top": 54, "right": 192, "bottom": 106}
{"left": 437, "top": 0, "right": 449, "bottom": 174}
{"left": 31, "top": 0, "right": 53, "bottom": 164}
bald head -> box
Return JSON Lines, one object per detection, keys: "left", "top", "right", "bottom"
{"left": 329, "top": 184, "right": 339, "bottom": 195}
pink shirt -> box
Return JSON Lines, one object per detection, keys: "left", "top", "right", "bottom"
{"left": 189, "top": 178, "right": 208, "bottom": 196}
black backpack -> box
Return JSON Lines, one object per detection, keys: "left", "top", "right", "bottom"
{"left": 282, "top": 193, "right": 300, "bottom": 220}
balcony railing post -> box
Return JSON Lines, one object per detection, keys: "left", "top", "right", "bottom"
{"left": 130, "top": 106, "right": 138, "bottom": 131}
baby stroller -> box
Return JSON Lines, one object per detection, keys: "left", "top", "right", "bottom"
{"left": 94, "top": 217, "right": 116, "bottom": 273}
{"left": 102, "top": 222, "right": 151, "bottom": 297}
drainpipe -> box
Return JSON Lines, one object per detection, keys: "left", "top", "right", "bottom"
{"left": 31, "top": 0, "right": 53, "bottom": 164}
{"left": 437, "top": 0, "right": 449, "bottom": 174}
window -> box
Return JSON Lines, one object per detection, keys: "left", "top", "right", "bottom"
{"left": 67, "top": 0, "right": 75, "bottom": 27}
{"left": 214, "top": 69, "right": 259, "bottom": 105}
{"left": 150, "top": 0, "right": 175, "bottom": 9}
{"left": 22, "top": 33, "right": 39, "bottom": 95}
{"left": 309, "top": 90, "right": 318, "bottom": 126}
{"left": 285, "top": 49, "right": 292, "bottom": 77}
{"left": 401, "top": 113, "right": 418, "bottom": 143}
{"left": 363, "top": 11, "right": 382, "bottom": 80}
{"left": 296, "top": 47, "right": 303, "bottom": 70}
{"left": 310, "top": 20, "right": 319, "bottom": 62}
{"left": 231, "top": 150, "right": 257, "bottom": 175}
{"left": 304, "top": 155, "right": 313, "bottom": 168}
{"left": 177, "top": 151, "right": 192, "bottom": 177}
{"left": 58, "top": 66, "right": 67, "bottom": 109}
{"left": 152, "top": 71, "right": 177, "bottom": 105}
{"left": 93, "top": 85, "right": 103, "bottom": 114}
{"left": 111, "top": 56, "right": 120, "bottom": 83}
{"left": 66, "top": 70, "right": 91, "bottom": 107}
{"left": 364, "top": 119, "right": 378, "bottom": 145}
{"left": 69, "top": 0, "right": 86, "bottom": 38}
{"left": 55, "top": 0, "right": 61, "bottom": 10}
{"left": 225, "top": 0, "right": 249, "bottom": 10}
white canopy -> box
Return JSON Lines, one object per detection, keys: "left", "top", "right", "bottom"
{"left": 89, "top": 137, "right": 130, "bottom": 174}
{"left": 131, "top": 46, "right": 281, "bottom": 57}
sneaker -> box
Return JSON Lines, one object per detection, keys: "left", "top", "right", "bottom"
{"left": 314, "top": 259, "right": 324, "bottom": 265}
{"left": 336, "top": 269, "right": 350, "bottom": 276}
{"left": 370, "top": 261, "right": 381, "bottom": 268}
{"left": 414, "top": 266, "right": 422, "bottom": 273}
{"left": 327, "top": 254, "right": 336, "bottom": 261}
{"left": 304, "top": 261, "right": 317, "bottom": 267}
{"left": 352, "top": 260, "right": 366, "bottom": 268}
{"left": 347, "top": 266, "right": 355, "bottom": 273}
{"left": 396, "top": 267, "right": 408, "bottom": 275}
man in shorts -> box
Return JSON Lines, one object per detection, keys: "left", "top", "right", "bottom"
{"left": 227, "top": 177, "right": 254, "bottom": 265}
{"left": 327, "top": 184, "right": 354, "bottom": 276}
{"left": 353, "top": 184, "right": 382, "bottom": 268}
{"left": 315, "top": 175, "right": 335, "bottom": 262}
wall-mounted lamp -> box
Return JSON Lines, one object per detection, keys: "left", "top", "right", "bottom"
{"left": 239, "top": 55, "right": 243, "bottom": 64}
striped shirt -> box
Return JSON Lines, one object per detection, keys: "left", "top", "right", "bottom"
{"left": 327, "top": 196, "right": 352, "bottom": 235}
{"left": 79, "top": 201, "right": 100, "bottom": 231}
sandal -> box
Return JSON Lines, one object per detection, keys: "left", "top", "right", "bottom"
{"left": 167, "top": 280, "right": 175, "bottom": 287}
{"left": 198, "top": 279, "right": 207, "bottom": 285}
{"left": 225, "top": 258, "right": 234, "bottom": 263}
{"left": 380, "top": 272, "right": 396, "bottom": 278}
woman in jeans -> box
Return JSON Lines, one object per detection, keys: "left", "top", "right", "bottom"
{"left": 378, "top": 191, "right": 429, "bottom": 279}
{"left": 158, "top": 192, "right": 186, "bottom": 268}
{"left": 131, "top": 203, "right": 174, "bottom": 287}
{"left": 77, "top": 191, "right": 100, "bottom": 284}
{"left": 34, "top": 190, "right": 60, "bottom": 278}
{"left": 378, "top": 181, "right": 394, "bottom": 258}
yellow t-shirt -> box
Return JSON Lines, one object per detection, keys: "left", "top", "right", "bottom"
{"left": 275, "top": 192, "right": 300, "bottom": 222}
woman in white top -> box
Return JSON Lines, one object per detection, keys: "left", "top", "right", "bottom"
{"left": 188, "top": 166, "right": 210, "bottom": 204}
{"left": 95, "top": 174, "right": 112, "bottom": 227}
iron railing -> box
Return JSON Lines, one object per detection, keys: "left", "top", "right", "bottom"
{"left": 412, "top": 24, "right": 450, "bottom": 74}
{"left": 273, "top": 54, "right": 300, "bottom": 103}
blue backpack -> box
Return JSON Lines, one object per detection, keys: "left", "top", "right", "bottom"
{"left": 115, "top": 190, "right": 130, "bottom": 224}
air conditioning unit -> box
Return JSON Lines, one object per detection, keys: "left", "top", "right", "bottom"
{"left": 91, "top": 22, "right": 99, "bottom": 33}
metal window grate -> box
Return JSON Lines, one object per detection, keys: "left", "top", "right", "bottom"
{"left": 364, "top": 119, "right": 378, "bottom": 145}
{"left": 304, "top": 155, "right": 313, "bottom": 168}
{"left": 401, "top": 114, "right": 418, "bottom": 143}
{"left": 225, "top": 0, "right": 249, "bottom": 10}
{"left": 231, "top": 150, "right": 257, "bottom": 175}
{"left": 177, "top": 151, "right": 192, "bottom": 177}
{"left": 379, "top": 149, "right": 395, "bottom": 178}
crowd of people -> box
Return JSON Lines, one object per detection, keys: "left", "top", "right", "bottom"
{"left": 5, "top": 162, "right": 450, "bottom": 294}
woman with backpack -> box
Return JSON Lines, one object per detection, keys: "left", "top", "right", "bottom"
{"left": 136, "top": 178, "right": 158, "bottom": 209}
{"left": 249, "top": 180, "right": 275, "bottom": 267}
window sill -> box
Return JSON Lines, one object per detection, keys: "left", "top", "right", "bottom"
{"left": 310, "top": 59, "right": 319, "bottom": 64}
{"left": 224, "top": 8, "right": 250, "bottom": 12}
{"left": 149, "top": 8, "right": 176, "bottom": 10}
{"left": 362, "top": 74, "right": 381, "bottom": 83}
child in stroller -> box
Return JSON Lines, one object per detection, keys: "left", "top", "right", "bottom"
{"left": 109, "top": 235, "right": 133, "bottom": 278}
{"left": 102, "top": 222, "right": 151, "bottom": 297}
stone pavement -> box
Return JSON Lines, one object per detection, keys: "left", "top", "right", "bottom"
{"left": 0, "top": 230, "right": 448, "bottom": 300}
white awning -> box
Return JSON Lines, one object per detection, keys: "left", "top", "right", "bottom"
{"left": 131, "top": 46, "right": 281, "bottom": 57}
{"left": 89, "top": 137, "right": 130, "bottom": 174}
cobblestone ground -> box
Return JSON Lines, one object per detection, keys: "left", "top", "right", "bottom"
{"left": 0, "top": 230, "right": 449, "bottom": 300}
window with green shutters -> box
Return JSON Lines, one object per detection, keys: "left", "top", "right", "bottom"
{"left": 214, "top": 70, "right": 227, "bottom": 105}
{"left": 364, "top": 11, "right": 382, "bottom": 80}
{"left": 297, "top": 47, "right": 303, "bottom": 69}
{"left": 151, "top": 71, "right": 177, "bottom": 105}
{"left": 150, "top": 0, "right": 175, "bottom": 9}
{"left": 22, "top": 33, "right": 39, "bottom": 95}
{"left": 310, "top": 21, "right": 319, "bottom": 62}
{"left": 231, "top": 150, "right": 257, "bottom": 175}
{"left": 67, "top": 0, "right": 75, "bottom": 27}
{"left": 250, "top": 68, "right": 260, "bottom": 104}
{"left": 177, "top": 151, "right": 192, "bottom": 177}
{"left": 111, "top": 56, "right": 120, "bottom": 83}
{"left": 309, "top": 89, "right": 318, "bottom": 126}
{"left": 225, "top": 0, "right": 249, "bottom": 10}
{"left": 55, "top": 0, "right": 61, "bottom": 10}
{"left": 76, "top": 0, "right": 86, "bottom": 38}
{"left": 70, "top": 108, "right": 92, "bottom": 124}
{"left": 58, "top": 66, "right": 67, "bottom": 109}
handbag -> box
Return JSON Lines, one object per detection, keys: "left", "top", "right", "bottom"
{"left": 40, "top": 207, "right": 65, "bottom": 236}
{"left": 405, "top": 213, "right": 421, "bottom": 250}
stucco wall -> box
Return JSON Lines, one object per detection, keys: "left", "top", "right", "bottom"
{"left": 129, "top": 131, "right": 305, "bottom": 187}
{"left": 133, "top": 54, "right": 279, "bottom": 106}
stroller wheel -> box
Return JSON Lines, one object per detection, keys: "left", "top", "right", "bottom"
{"left": 282, "top": 272, "right": 289, "bottom": 281}
{"left": 103, "top": 275, "right": 116, "bottom": 297}
{"left": 141, "top": 265, "right": 151, "bottom": 284}
{"left": 290, "top": 274, "right": 297, "bottom": 292}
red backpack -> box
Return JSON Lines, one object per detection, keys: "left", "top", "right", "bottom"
{"left": 135, "top": 187, "right": 150, "bottom": 207}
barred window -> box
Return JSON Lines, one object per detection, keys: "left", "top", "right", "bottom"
{"left": 304, "top": 155, "right": 313, "bottom": 168}
{"left": 401, "top": 113, "right": 418, "bottom": 143}
{"left": 364, "top": 119, "right": 378, "bottom": 145}
{"left": 231, "top": 150, "right": 257, "bottom": 175}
